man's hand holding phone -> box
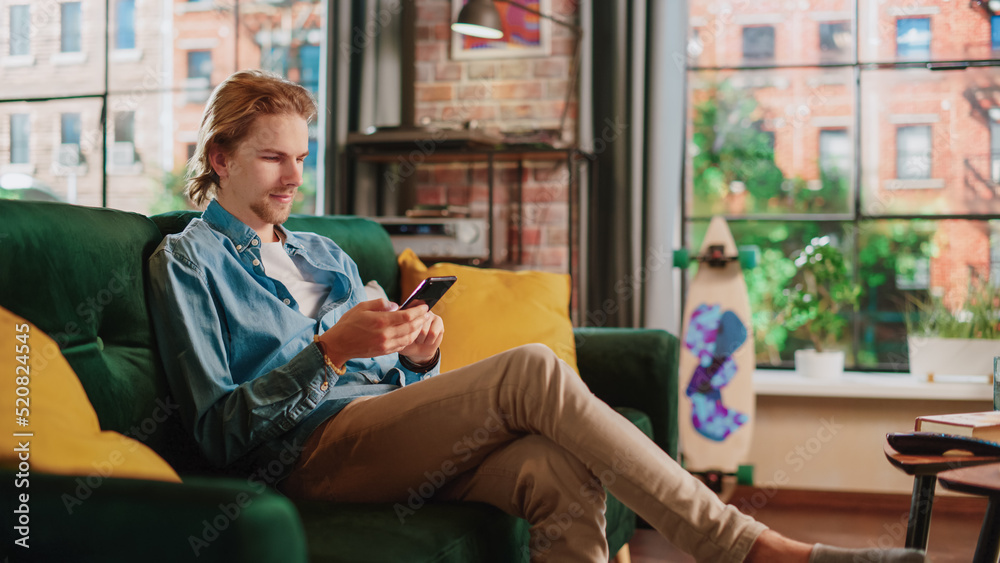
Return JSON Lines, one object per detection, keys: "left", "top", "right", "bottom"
{"left": 316, "top": 276, "right": 454, "bottom": 368}
{"left": 397, "top": 307, "right": 443, "bottom": 365}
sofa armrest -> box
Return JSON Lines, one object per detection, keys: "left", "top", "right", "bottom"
{"left": 573, "top": 327, "right": 680, "bottom": 459}
{"left": 1, "top": 469, "right": 307, "bottom": 563}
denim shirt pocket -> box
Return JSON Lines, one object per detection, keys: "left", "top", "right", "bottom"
{"left": 384, "top": 367, "right": 404, "bottom": 386}
{"left": 359, "top": 370, "right": 384, "bottom": 384}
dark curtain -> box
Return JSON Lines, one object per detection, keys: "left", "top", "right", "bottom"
{"left": 587, "top": 0, "right": 649, "bottom": 328}
{"left": 328, "top": 0, "right": 406, "bottom": 215}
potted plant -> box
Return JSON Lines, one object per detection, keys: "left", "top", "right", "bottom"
{"left": 905, "top": 282, "right": 1000, "bottom": 381}
{"left": 780, "top": 236, "right": 860, "bottom": 378}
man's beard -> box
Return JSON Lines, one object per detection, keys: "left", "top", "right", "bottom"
{"left": 250, "top": 194, "right": 293, "bottom": 227}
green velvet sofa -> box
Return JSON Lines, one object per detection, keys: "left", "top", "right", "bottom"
{"left": 0, "top": 199, "right": 679, "bottom": 562}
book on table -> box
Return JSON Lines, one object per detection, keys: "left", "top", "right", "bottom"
{"left": 915, "top": 411, "right": 1000, "bottom": 443}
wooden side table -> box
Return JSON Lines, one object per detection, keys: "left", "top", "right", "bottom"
{"left": 882, "top": 441, "right": 1000, "bottom": 549}
{"left": 938, "top": 463, "right": 1000, "bottom": 563}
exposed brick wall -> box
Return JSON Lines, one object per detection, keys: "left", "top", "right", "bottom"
{"left": 411, "top": 0, "right": 580, "bottom": 274}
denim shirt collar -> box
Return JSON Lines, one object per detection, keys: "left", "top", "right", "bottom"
{"left": 202, "top": 200, "right": 303, "bottom": 253}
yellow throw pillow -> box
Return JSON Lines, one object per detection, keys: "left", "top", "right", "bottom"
{"left": 0, "top": 307, "right": 181, "bottom": 483}
{"left": 397, "top": 248, "right": 579, "bottom": 374}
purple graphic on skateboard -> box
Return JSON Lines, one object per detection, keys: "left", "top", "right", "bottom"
{"left": 684, "top": 303, "right": 748, "bottom": 442}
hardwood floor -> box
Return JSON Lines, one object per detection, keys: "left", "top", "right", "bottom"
{"left": 628, "top": 487, "right": 988, "bottom": 563}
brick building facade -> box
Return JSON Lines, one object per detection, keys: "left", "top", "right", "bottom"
{"left": 0, "top": 0, "right": 321, "bottom": 214}
{"left": 0, "top": 0, "right": 168, "bottom": 212}
{"left": 688, "top": 0, "right": 1000, "bottom": 310}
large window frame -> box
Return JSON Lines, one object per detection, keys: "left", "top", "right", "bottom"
{"left": 684, "top": 3, "right": 1000, "bottom": 373}
{"left": 0, "top": 0, "right": 334, "bottom": 214}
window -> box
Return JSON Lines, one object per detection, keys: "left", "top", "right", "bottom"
{"left": 9, "top": 114, "right": 29, "bottom": 164}
{"left": 687, "top": 29, "right": 703, "bottom": 63}
{"left": 819, "top": 22, "right": 850, "bottom": 61}
{"left": 992, "top": 224, "right": 1000, "bottom": 286}
{"left": 61, "top": 113, "right": 81, "bottom": 145}
{"left": 990, "top": 118, "right": 1000, "bottom": 184}
{"left": 306, "top": 138, "right": 317, "bottom": 169}
{"left": 819, "top": 129, "right": 850, "bottom": 180}
{"left": 61, "top": 2, "right": 83, "bottom": 53}
{"left": 896, "top": 18, "right": 930, "bottom": 60}
{"left": 299, "top": 44, "right": 321, "bottom": 93}
{"left": 58, "top": 113, "right": 82, "bottom": 168}
{"left": 10, "top": 5, "right": 30, "bottom": 56}
{"left": 686, "top": 2, "right": 1000, "bottom": 372}
{"left": 993, "top": 16, "right": 1000, "bottom": 52}
{"left": 114, "top": 112, "right": 134, "bottom": 144}
{"left": 742, "top": 26, "right": 774, "bottom": 61}
{"left": 115, "top": 0, "right": 136, "bottom": 50}
{"left": 112, "top": 112, "right": 136, "bottom": 167}
{"left": 262, "top": 46, "right": 289, "bottom": 77}
{"left": 187, "top": 50, "right": 212, "bottom": 80}
{"left": 896, "top": 125, "right": 931, "bottom": 180}
{"left": 1, "top": 0, "right": 327, "bottom": 213}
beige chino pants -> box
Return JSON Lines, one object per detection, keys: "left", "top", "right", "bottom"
{"left": 280, "top": 344, "right": 767, "bottom": 562}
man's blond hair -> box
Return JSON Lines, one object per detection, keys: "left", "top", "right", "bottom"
{"left": 185, "top": 69, "right": 318, "bottom": 206}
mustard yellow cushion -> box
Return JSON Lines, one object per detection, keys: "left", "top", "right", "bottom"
{"left": 398, "top": 249, "right": 579, "bottom": 374}
{"left": 0, "top": 307, "right": 180, "bottom": 483}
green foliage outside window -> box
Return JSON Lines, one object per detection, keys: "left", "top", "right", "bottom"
{"left": 779, "top": 237, "right": 860, "bottom": 353}
{"left": 690, "top": 81, "right": 849, "bottom": 216}
{"left": 906, "top": 282, "right": 1000, "bottom": 340}
{"left": 690, "top": 83, "right": 782, "bottom": 215}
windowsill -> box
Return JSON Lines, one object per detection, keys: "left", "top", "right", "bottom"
{"left": 755, "top": 369, "right": 993, "bottom": 401}
{"left": 2, "top": 55, "right": 35, "bottom": 68}
{"left": 884, "top": 178, "right": 944, "bottom": 190}
{"left": 1, "top": 164, "right": 36, "bottom": 175}
{"left": 175, "top": 1, "right": 217, "bottom": 14}
{"left": 50, "top": 163, "right": 88, "bottom": 176}
{"left": 51, "top": 52, "right": 87, "bottom": 66}
{"left": 107, "top": 163, "right": 143, "bottom": 176}
{"left": 888, "top": 6, "right": 940, "bottom": 16}
{"left": 110, "top": 49, "right": 143, "bottom": 63}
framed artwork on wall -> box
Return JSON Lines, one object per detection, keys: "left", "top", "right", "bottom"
{"left": 450, "top": 0, "right": 553, "bottom": 60}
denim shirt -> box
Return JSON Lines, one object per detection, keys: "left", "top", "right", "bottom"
{"left": 148, "top": 201, "right": 439, "bottom": 477}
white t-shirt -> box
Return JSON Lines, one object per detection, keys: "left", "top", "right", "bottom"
{"left": 259, "top": 241, "right": 329, "bottom": 319}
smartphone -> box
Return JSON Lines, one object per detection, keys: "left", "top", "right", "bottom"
{"left": 400, "top": 276, "right": 457, "bottom": 311}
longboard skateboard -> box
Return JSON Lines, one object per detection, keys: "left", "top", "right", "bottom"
{"left": 675, "top": 216, "right": 757, "bottom": 500}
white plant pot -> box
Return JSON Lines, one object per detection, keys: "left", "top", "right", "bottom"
{"left": 794, "top": 349, "right": 845, "bottom": 379}
{"left": 907, "top": 337, "right": 1000, "bottom": 381}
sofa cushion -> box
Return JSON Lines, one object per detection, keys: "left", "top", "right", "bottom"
{"left": 397, "top": 248, "right": 579, "bottom": 374}
{"left": 0, "top": 306, "right": 180, "bottom": 482}
{"left": 0, "top": 200, "right": 205, "bottom": 473}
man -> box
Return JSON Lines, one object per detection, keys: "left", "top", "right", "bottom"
{"left": 149, "top": 69, "right": 925, "bottom": 563}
